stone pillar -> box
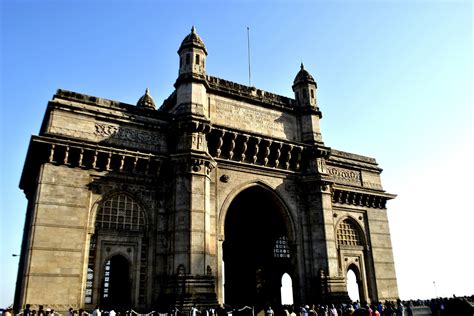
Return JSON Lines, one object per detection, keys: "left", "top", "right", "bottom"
{"left": 166, "top": 120, "right": 218, "bottom": 309}
{"left": 301, "top": 146, "right": 350, "bottom": 303}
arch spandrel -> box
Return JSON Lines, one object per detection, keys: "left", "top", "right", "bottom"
{"left": 217, "top": 180, "right": 297, "bottom": 242}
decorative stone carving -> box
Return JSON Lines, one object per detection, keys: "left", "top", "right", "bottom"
{"left": 263, "top": 140, "right": 272, "bottom": 166}
{"left": 240, "top": 135, "right": 249, "bottom": 162}
{"left": 94, "top": 123, "right": 158, "bottom": 146}
{"left": 253, "top": 137, "right": 261, "bottom": 164}
{"left": 220, "top": 174, "right": 230, "bottom": 183}
{"left": 227, "top": 132, "right": 236, "bottom": 160}
{"left": 327, "top": 166, "right": 361, "bottom": 186}
{"left": 274, "top": 142, "right": 282, "bottom": 168}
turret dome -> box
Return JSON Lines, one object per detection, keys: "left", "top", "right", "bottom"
{"left": 293, "top": 63, "right": 316, "bottom": 87}
{"left": 137, "top": 88, "right": 156, "bottom": 109}
{"left": 178, "top": 26, "right": 207, "bottom": 55}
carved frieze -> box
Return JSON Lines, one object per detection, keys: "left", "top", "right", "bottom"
{"left": 327, "top": 166, "right": 361, "bottom": 186}
{"left": 94, "top": 123, "right": 158, "bottom": 146}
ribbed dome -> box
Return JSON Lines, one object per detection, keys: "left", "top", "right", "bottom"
{"left": 293, "top": 63, "right": 316, "bottom": 86}
{"left": 137, "top": 88, "right": 156, "bottom": 109}
{"left": 178, "top": 26, "right": 207, "bottom": 55}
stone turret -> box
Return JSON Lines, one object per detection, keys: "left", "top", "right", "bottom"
{"left": 292, "top": 63, "right": 318, "bottom": 108}
{"left": 293, "top": 63, "right": 323, "bottom": 144}
{"left": 178, "top": 26, "right": 207, "bottom": 78}
{"left": 173, "top": 26, "right": 209, "bottom": 118}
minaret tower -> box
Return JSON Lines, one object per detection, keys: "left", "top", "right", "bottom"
{"left": 292, "top": 63, "right": 323, "bottom": 144}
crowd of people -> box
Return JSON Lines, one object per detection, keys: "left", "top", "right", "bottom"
{"left": 2, "top": 296, "right": 473, "bottom": 316}
{"left": 186, "top": 297, "right": 474, "bottom": 316}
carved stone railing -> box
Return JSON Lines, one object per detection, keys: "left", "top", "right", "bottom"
{"left": 206, "top": 127, "right": 304, "bottom": 172}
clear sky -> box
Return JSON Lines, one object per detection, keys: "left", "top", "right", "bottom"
{"left": 1, "top": 0, "right": 473, "bottom": 308}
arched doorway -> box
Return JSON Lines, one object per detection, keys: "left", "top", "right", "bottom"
{"left": 346, "top": 267, "right": 360, "bottom": 302}
{"left": 101, "top": 255, "right": 131, "bottom": 310}
{"left": 85, "top": 193, "right": 149, "bottom": 308}
{"left": 281, "top": 273, "right": 293, "bottom": 305}
{"left": 223, "top": 186, "right": 293, "bottom": 309}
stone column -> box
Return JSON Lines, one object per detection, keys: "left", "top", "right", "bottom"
{"left": 167, "top": 120, "right": 218, "bottom": 309}
{"left": 300, "top": 146, "right": 349, "bottom": 303}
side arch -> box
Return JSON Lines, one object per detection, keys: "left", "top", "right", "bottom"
{"left": 84, "top": 190, "right": 152, "bottom": 308}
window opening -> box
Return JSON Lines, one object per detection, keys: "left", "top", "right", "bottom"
{"left": 84, "top": 234, "right": 97, "bottom": 304}
{"left": 274, "top": 236, "right": 290, "bottom": 258}
{"left": 96, "top": 194, "right": 145, "bottom": 231}
{"left": 103, "top": 260, "right": 111, "bottom": 299}
{"left": 337, "top": 219, "right": 363, "bottom": 246}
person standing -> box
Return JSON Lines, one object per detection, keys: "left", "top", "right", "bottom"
{"left": 24, "top": 304, "right": 32, "bottom": 316}
{"left": 190, "top": 305, "right": 198, "bottom": 316}
{"left": 93, "top": 306, "right": 101, "bottom": 316}
{"left": 266, "top": 306, "right": 274, "bottom": 316}
{"left": 395, "top": 300, "right": 404, "bottom": 316}
{"left": 38, "top": 305, "right": 45, "bottom": 316}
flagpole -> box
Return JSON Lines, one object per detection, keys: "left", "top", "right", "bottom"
{"left": 247, "top": 26, "right": 252, "bottom": 87}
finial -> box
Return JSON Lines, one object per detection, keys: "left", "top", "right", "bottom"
{"left": 145, "top": 88, "right": 150, "bottom": 94}
{"left": 191, "top": 26, "right": 196, "bottom": 33}
{"left": 300, "top": 62, "right": 304, "bottom": 70}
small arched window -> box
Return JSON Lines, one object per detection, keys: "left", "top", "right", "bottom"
{"left": 96, "top": 194, "right": 146, "bottom": 231}
{"left": 196, "top": 54, "right": 200, "bottom": 65}
{"left": 337, "top": 218, "right": 363, "bottom": 246}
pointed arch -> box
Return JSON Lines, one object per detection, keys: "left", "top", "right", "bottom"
{"left": 89, "top": 190, "right": 150, "bottom": 233}
{"left": 336, "top": 217, "right": 366, "bottom": 247}
{"left": 281, "top": 272, "right": 294, "bottom": 305}
{"left": 220, "top": 181, "right": 298, "bottom": 307}
{"left": 346, "top": 264, "right": 360, "bottom": 302}
{"left": 218, "top": 180, "right": 296, "bottom": 242}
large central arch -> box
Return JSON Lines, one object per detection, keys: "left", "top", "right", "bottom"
{"left": 222, "top": 184, "right": 296, "bottom": 309}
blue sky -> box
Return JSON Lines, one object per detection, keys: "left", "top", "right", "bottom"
{"left": 1, "top": 0, "right": 473, "bottom": 307}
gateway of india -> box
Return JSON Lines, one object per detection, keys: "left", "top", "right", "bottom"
{"left": 15, "top": 27, "right": 398, "bottom": 312}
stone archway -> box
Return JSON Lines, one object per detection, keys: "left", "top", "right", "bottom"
{"left": 346, "top": 266, "right": 360, "bottom": 302}
{"left": 223, "top": 185, "right": 294, "bottom": 309}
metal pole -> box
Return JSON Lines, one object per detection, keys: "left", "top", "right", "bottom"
{"left": 247, "top": 27, "right": 251, "bottom": 87}
{"left": 433, "top": 281, "right": 438, "bottom": 298}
